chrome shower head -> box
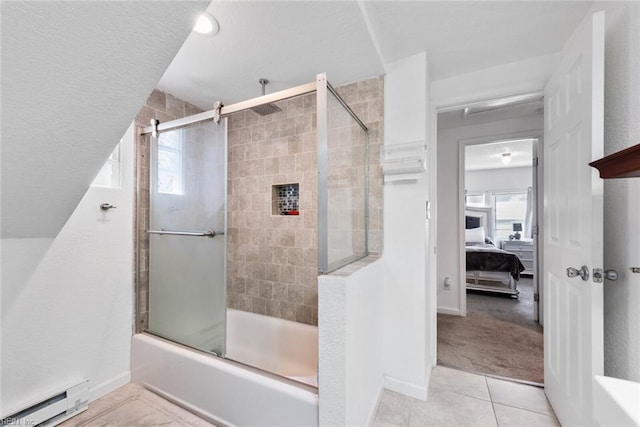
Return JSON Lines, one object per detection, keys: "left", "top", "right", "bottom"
{"left": 250, "top": 103, "right": 282, "bottom": 115}
{"left": 250, "top": 78, "right": 282, "bottom": 116}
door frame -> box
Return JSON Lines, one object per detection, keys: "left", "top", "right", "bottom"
{"left": 455, "top": 130, "right": 543, "bottom": 318}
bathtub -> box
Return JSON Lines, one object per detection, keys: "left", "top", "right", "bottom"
{"left": 226, "top": 309, "right": 318, "bottom": 386}
{"left": 131, "top": 309, "right": 319, "bottom": 427}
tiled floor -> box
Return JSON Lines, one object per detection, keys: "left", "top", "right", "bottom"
{"left": 60, "top": 367, "right": 558, "bottom": 426}
{"left": 372, "top": 366, "right": 560, "bottom": 427}
{"left": 58, "top": 383, "right": 216, "bottom": 427}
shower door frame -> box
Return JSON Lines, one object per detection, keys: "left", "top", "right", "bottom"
{"left": 316, "top": 74, "right": 370, "bottom": 273}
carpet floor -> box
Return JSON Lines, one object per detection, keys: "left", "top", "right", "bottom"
{"left": 437, "top": 278, "right": 544, "bottom": 383}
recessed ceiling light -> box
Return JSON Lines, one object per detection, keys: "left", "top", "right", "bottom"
{"left": 501, "top": 152, "right": 512, "bottom": 166}
{"left": 193, "top": 13, "right": 219, "bottom": 35}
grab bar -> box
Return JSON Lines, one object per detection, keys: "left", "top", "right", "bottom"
{"left": 146, "top": 229, "right": 224, "bottom": 238}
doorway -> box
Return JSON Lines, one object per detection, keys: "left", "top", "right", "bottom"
{"left": 435, "top": 97, "right": 545, "bottom": 384}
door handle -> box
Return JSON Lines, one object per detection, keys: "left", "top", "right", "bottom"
{"left": 567, "top": 265, "right": 589, "bottom": 281}
{"left": 593, "top": 268, "right": 618, "bottom": 282}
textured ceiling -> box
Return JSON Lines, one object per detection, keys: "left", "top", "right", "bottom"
{"left": 157, "top": 1, "right": 384, "bottom": 109}
{"left": 363, "top": 1, "right": 593, "bottom": 80}
{"left": 158, "top": 1, "right": 593, "bottom": 110}
{"left": 1, "top": 1, "right": 209, "bottom": 238}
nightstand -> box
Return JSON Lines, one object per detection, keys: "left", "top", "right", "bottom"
{"left": 502, "top": 239, "right": 534, "bottom": 275}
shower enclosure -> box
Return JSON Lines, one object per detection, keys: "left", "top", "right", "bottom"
{"left": 137, "top": 73, "right": 370, "bottom": 385}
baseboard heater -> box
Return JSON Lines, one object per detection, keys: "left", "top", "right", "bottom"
{"left": 1, "top": 381, "right": 89, "bottom": 426}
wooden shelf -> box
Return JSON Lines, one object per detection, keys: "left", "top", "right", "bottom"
{"left": 589, "top": 143, "right": 640, "bottom": 179}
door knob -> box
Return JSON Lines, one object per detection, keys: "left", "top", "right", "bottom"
{"left": 602, "top": 269, "right": 618, "bottom": 281}
{"left": 592, "top": 268, "right": 619, "bottom": 282}
{"left": 567, "top": 265, "right": 589, "bottom": 281}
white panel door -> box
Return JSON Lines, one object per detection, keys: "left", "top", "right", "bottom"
{"left": 543, "top": 11, "right": 605, "bottom": 426}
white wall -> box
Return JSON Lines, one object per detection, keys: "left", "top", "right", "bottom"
{"left": 382, "top": 52, "right": 432, "bottom": 399}
{"left": 436, "top": 116, "right": 542, "bottom": 314}
{"left": 431, "top": 53, "right": 558, "bottom": 109}
{"left": 0, "top": 124, "right": 135, "bottom": 415}
{"left": 318, "top": 258, "right": 384, "bottom": 426}
{"left": 598, "top": 1, "right": 640, "bottom": 382}
{"left": 465, "top": 166, "right": 532, "bottom": 193}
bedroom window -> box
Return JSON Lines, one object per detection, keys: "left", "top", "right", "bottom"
{"left": 492, "top": 191, "right": 527, "bottom": 239}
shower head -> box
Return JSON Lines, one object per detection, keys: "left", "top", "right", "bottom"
{"left": 250, "top": 78, "right": 282, "bottom": 116}
{"left": 250, "top": 103, "right": 283, "bottom": 115}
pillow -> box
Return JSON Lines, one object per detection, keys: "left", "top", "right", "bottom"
{"left": 465, "top": 227, "right": 485, "bottom": 244}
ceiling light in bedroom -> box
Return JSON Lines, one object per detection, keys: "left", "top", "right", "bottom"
{"left": 501, "top": 152, "right": 512, "bottom": 165}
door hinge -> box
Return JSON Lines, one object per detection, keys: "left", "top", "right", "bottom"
{"left": 533, "top": 157, "right": 539, "bottom": 167}
{"left": 532, "top": 225, "right": 539, "bottom": 236}
{"left": 534, "top": 293, "right": 539, "bottom": 302}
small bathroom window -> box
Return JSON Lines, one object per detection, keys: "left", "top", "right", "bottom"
{"left": 157, "top": 133, "right": 184, "bottom": 195}
{"left": 272, "top": 183, "right": 299, "bottom": 215}
{"left": 92, "top": 143, "right": 121, "bottom": 189}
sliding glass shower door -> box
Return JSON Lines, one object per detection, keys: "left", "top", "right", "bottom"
{"left": 147, "top": 120, "right": 227, "bottom": 356}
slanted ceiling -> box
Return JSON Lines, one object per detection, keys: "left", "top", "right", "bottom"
{"left": 1, "top": 1, "right": 209, "bottom": 239}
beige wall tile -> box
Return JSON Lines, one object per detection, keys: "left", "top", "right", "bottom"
{"left": 165, "top": 93, "right": 185, "bottom": 118}
{"left": 295, "top": 305, "right": 312, "bottom": 324}
{"left": 184, "top": 102, "right": 202, "bottom": 117}
{"left": 281, "top": 302, "right": 297, "bottom": 321}
{"left": 266, "top": 299, "right": 281, "bottom": 317}
{"left": 146, "top": 90, "right": 166, "bottom": 111}
{"left": 155, "top": 111, "right": 176, "bottom": 123}
{"left": 287, "top": 285, "right": 304, "bottom": 304}
{"left": 136, "top": 106, "right": 156, "bottom": 127}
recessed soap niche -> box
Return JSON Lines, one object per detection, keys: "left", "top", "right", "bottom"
{"left": 272, "top": 183, "right": 299, "bottom": 216}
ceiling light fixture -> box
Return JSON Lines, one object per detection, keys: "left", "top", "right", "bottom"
{"left": 193, "top": 13, "right": 219, "bottom": 35}
{"left": 501, "top": 152, "right": 512, "bottom": 166}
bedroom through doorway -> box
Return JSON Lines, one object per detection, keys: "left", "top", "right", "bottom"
{"left": 436, "top": 98, "right": 544, "bottom": 384}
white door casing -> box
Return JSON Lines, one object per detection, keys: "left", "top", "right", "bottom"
{"left": 543, "top": 10, "right": 605, "bottom": 426}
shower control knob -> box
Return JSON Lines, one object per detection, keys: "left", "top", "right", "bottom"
{"left": 100, "top": 203, "right": 117, "bottom": 211}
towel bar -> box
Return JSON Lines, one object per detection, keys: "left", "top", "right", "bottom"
{"left": 146, "top": 229, "right": 224, "bottom": 238}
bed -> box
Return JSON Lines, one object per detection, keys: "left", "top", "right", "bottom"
{"left": 465, "top": 207, "right": 524, "bottom": 298}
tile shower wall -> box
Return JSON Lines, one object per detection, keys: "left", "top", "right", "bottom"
{"left": 135, "top": 90, "right": 203, "bottom": 331}
{"left": 226, "top": 93, "right": 319, "bottom": 325}
{"left": 227, "top": 77, "right": 384, "bottom": 326}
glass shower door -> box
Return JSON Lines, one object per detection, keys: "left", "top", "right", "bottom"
{"left": 147, "top": 120, "right": 227, "bottom": 356}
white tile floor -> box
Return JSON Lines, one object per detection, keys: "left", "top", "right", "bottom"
{"left": 60, "top": 367, "right": 558, "bottom": 426}
{"left": 373, "top": 366, "right": 560, "bottom": 427}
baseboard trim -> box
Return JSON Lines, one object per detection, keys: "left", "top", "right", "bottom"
{"left": 384, "top": 376, "right": 428, "bottom": 400}
{"left": 90, "top": 371, "right": 131, "bottom": 402}
{"left": 366, "top": 378, "right": 385, "bottom": 426}
{"left": 437, "top": 307, "right": 462, "bottom": 316}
